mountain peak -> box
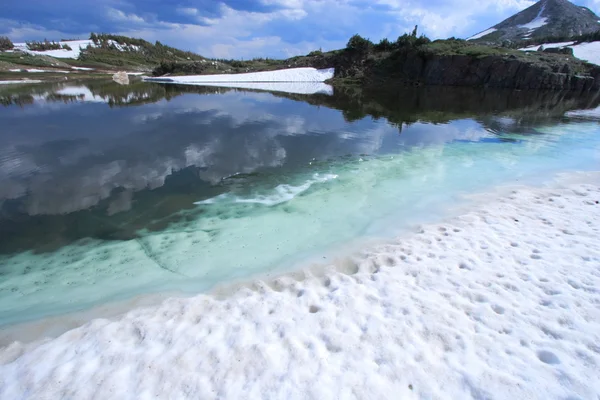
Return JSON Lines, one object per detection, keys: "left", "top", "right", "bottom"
{"left": 468, "top": 0, "right": 600, "bottom": 43}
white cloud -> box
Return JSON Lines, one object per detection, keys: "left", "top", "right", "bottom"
{"left": 106, "top": 7, "right": 146, "bottom": 24}
{"left": 176, "top": 7, "right": 199, "bottom": 16}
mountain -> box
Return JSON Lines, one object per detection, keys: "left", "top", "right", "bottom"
{"left": 468, "top": 0, "right": 600, "bottom": 43}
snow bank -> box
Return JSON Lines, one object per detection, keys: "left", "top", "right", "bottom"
{"left": 520, "top": 41, "right": 600, "bottom": 66}
{"left": 1, "top": 173, "right": 599, "bottom": 399}
{"left": 467, "top": 28, "right": 497, "bottom": 40}
{"left": 144, "top": 67, "right": 335, "bottom": 83}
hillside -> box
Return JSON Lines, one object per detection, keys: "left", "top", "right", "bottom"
{"left": 5, "top": 33, "right": 205, "bottom": 71}
{"left": 468, "top": 0, "right": 600, "bottom": 44}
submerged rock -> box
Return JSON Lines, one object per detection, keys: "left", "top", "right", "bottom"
{"left": 112, "top": 71, "right": 129, "bottom": 85}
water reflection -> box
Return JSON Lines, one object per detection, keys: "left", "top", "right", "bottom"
{"left": 1, "top": 81, "right": 599, "bottom": 255}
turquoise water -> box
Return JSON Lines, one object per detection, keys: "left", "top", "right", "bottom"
{"left": 0, "top": 82, "right": 599, "bottom": 326}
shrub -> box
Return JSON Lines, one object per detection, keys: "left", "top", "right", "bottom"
{"left": 62, "top": 43, "right": 72, "bottom": 51}
{"left": 374, "top": 38, "right": 393, "bottom": 52}
{"left": 347, "top": 34, "right": 373, "bottom": 53}
{"left": 0, "top": 36, "right": 13, "bottom": 50}
{"left": 308, "top": 49, "right": 324, "bottom": 56}
{"left": 26, "top": 40, "right": 62, "bottom": 51}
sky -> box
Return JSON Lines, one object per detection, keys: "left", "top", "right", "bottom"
{"left": 2, "top": 0, "right": 600, "bottom": 59}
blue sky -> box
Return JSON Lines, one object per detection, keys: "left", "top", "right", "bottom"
{"left": 2, "top": 0, "right": 599, "bottom": 58}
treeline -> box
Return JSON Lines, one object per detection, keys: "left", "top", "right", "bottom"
{"left": 26, "top": 40, "right": 71, "bottom": 51}
{"left": 345, "top": 26, "right": 431, "bottom": 54}
{"left": 86, "top": 33, "right": 203, "bottom": 61}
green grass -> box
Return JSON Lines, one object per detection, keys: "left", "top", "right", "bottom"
{"left": 0, "top": 52, "right": 66, "bottom": 68}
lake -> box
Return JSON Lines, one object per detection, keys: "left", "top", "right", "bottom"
{"left": 1, "top": 80, "right": 599, "bottom": 329}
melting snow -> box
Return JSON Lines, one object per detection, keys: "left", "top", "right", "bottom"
{"left": 1, "top": 174, "right": 600, "bottom": 399}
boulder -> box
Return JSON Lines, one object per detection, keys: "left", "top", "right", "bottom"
{"left": 112, "top": 71, "right": 129, "bottom": 85}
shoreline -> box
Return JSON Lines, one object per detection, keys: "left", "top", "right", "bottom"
{"left": 0, "top": 170, "right": 594, "bottom": 346}
{"left": 1, "top": 170, "right": 599, "bottom": 398}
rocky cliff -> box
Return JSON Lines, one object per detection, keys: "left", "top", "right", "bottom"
{"left": 327, "top": 41, "right": 600, "bottom": 92}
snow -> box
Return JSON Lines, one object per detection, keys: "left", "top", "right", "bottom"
{"left": 467, "top": 28, "right": 497, "bottom": 41}
{"left": 1, "top": 172, "right": 600, "bottom": 399}
{"left": 0, "top": 80, "right": 42, "bottom": 85}
{"left": 568, "top": 41, "right": 600, "bottom": 66}
{"left": 144, "top": 67, "right": 335, "bottom": 83}
{"left": 70, "top": 66, "right": 95, "bottom": 71}
{"left": 519, "top": 3, "right": 548, "bottom": 30}
{"left": 519, "top": 41, "right": 600, "bottom": 66}
{"left": 11, "top": 39, "right": 140, "bottom": 59}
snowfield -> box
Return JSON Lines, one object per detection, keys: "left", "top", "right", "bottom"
{"left": 520, "top": 41, "right": 600, "bottom": 66}
{"left": 1, "top": 173, "right": 599, "bottom": 400}
{"left": 144, "top": 67, "right": 335, "bottom": 83}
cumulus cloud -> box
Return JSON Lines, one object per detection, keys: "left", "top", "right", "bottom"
{"left": 1, "top": 0, "right": 599, "bottom": 57}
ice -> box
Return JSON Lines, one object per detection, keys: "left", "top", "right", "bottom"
{"left": 1, "top": 173, "right": 599, "bottom": 399}
{"left": 144, "top": 67, "right": 335, "bottom": 83}
{"left": 467, "top": 28, "right": 497, "bottom": 40}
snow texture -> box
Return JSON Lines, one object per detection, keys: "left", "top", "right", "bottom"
{"left": 1, "top": 173, "right": 599, "bottom": 400}
{"left": 144, "top": 67, "right": 335, "bottom": 83}
{"left": 467, "top": 28, "right": 497, "bottom": 40}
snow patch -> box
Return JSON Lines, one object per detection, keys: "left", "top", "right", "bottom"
{"left": 519, "top": 41, "right": 600, "bottom": 66}
{"left": 519, "top": 3, "right": 548, "bottom": 30}
{"left": 11, "top": 39, "right": 141, "bottom": 59}
{"left": 467, "top": 28, "right": 497, "bottom": 40}
{"left": 144, "top": 67, "right": 335, "bottom": 83}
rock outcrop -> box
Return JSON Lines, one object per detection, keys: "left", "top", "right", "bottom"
{"left": 329, "top": 44, "right": 600, "bottom": 92}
